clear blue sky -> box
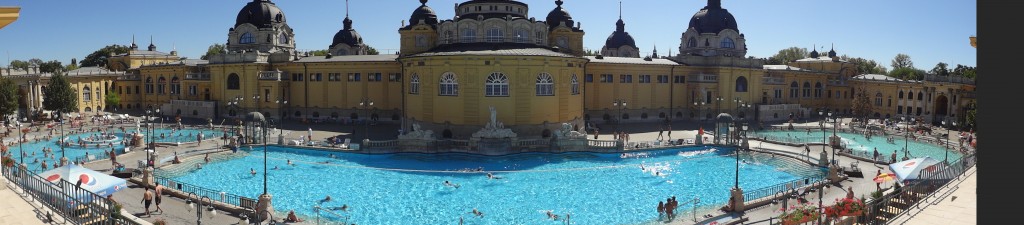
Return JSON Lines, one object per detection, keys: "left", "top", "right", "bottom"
{"left": 0, "top": 0, "right": 976, "bottom": 70}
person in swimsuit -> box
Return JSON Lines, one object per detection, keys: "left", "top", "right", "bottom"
{"left": 141, "top": 187, "right": 153, "bottom": 216}
{"left": 251, "top": 168, "right": 257, "bottom": 176}
{"left": 154, "top": 182, "right": 165, "bottom": 213}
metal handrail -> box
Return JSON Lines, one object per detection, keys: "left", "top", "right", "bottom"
{"left": 154, "top": 175, "right": 249, "bottom": 208}
{"left": 2, "top": 166, "right": 143, "bottom": 225}
{"left": 863, "top": 152, "right": 976, "bottom": 224}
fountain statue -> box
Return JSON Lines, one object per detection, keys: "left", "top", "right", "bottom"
{"left": 554, "top": 122, "right": 586, "bottom": 139}
{"left": 472, "top": 106, "right": 517, "bottom": 139}
{"left": 398, "top": 122, "right": 435, "bottom": 140}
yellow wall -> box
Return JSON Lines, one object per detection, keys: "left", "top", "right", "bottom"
{"left": 68, "top": 76, "right": 117, "bottom": 113}
{"left": 584, "top": 61, "right": 683, "bottom": 121}
{"left": 277, "top": 60, "right": 403, "bottom": 119}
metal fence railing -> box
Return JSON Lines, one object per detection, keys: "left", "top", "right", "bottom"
{"left": 2, "top": 166, "right": 142, "bottom": 225}
{"left": 743, "top": 173, "right": 826, "bottom": 204}
{"left": 861, "top": 152, "right": 977, "bottom": 225}
{"left": 153, "top": 175, "right": 252, "bottom": 209}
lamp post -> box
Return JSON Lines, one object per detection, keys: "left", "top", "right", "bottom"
{"left": 16, "top": 121, "right": 24, "bottom": 166}
{"left": 240, "top": 205, "right": 275, "bottom": 225}
{"left": 58, "top": 110, "right": 67, "bottom": 166}
{"left": 359, "top": 97, "right": 373, "bottom": 141}
{"left": 735, "top": 123, "right": 748, "bottom": 189}
{"left": 715, "top": 97, "right": 723, "bottom": 115}
{"left": 942, "top": 120, "right": 955, "bottom": 163}
{"left": 145, "top": 108, "right": 160, "bottom": 167}
{"left": 276, "top": 99, "right": 287, "bottom": 123}
{"left": 612, "top": 99, "right": 627, "bottom": 131}
{"left": 228, "top": 96, "right": 243, "bottom": 138}
{"left": 828, "top": 111, "right": 835, "bottom": 163}
{"left": 694, "top": 101, "right": 706, "bottom": 124}
{"left": 186, "top": 192, "right": 217, "bottom": 225}
{"left": 901, "top": 116, "right": 909, "bottom": 159}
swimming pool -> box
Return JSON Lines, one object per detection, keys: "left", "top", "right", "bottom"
{"left": 165, "top": 146, "right": 825, "bottom": 225}
{"left": 751, "top": 130, "right": 963, "bottom": 162}
{"left": 143, "top": 128, "right": 224, "bottom": 144}
{"left": 10, "top": 128, "right": 223, "bottom": 172}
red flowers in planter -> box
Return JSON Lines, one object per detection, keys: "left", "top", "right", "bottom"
{"left": 777, "top": 203, "right": 821, "bottom": 225}
{"left": 824, "top": 198, "right": 866, "bottom": 220}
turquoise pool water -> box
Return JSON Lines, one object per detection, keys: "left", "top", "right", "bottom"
{"left": 11, "top": 128, "right": 223, "bottom": 172}
{"left": 751, "top": 130, "right": 963, "bottom": 162}
{"left": 167, "top": 146, "right": 825, "bottom": 225}
{"left": 143, "top": 128, "right": 224, "bottom": 144}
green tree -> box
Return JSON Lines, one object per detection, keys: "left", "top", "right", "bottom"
{"left": 104, "top": 90, "right": 120, "bottom": 111}
{"left": 930, "top": 62, "right": 950, "bottom": 76}
{"left": 200, "top": 43, "right": 226, "bottom": 60}
{"left": 80, "top": 45, "right": 130, "bottom": 68}
{"left": 767, "top": 47, "right": 809, "bottom": 65}
{"left": 366, "top": 46, "right": 380, "bottom": 55}
{"left": 952, "top": 64, "right": 976, "bottom": 79}
{"left": 890, "top": 53, "right": 913, "bottom": 69}
{"left": 8, "top": 60, "right": 30, "bottom": 71}
{"left": 42, "top": 73, "right": 79, "bottom": 113}
{"left": 889, "top": 67, "right": 925, "bottom": 81}
{"left": 963, "top": 101, "right": 976, "bottom": 130}
{"left": 851, "top": 88, "right": 873, "bottom": 127}
{"left": 308, "top": 49, "right": 329, "bottom": 56}
{"left": 0, "top": 77, "right": 19, "bottom": 122}
{"left": 37, "top": 60, "right": 65, "bottom": 73}
{"left": 846, "top": 57, "right": 887, "bottom": 74}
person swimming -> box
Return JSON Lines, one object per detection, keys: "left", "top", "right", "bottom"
{"left": 546, "top": 210, "right": 559, "bottom": 220}
{"left": 471, "top": 208, "right": 484, "bottom": 218}
{"left": 486, "top": 173, "right": 502, "bottom": 180}
{"left": 287, "top": 159, "right": 293, "bottom": 166}
{"left": 330, "top": 204, "right": 349, "bottom": 211}
{"left": 250, "top": 168, "right": 257, "bottom": 176}
{"left": 321, "top": 195, "right": 332, "bottom": 203}
{"left": 444, "top": 180, "right": 461, "bottom": 188}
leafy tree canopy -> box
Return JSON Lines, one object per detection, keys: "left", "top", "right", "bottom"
{"left": 766, "top": 47, "right": 809, "bottom": 65}
{"left": 42, "top": 73, "right": 79, "bottom": 113}
{"left": 200, "top": 43, "right": 226, "bottom": 60}
{"left": 81, "top": 45, "right": 130, "bottom": 68}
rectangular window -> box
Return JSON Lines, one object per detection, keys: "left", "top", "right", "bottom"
{"left": 775, "top": 89, "right": 782, "bottom": 99}
{"left": 369, "top": 73, "right": 382, "bottom": 82}
{"left": 389, "top": 73, "right": 402, "bottom": 82}
{"left": 348, "top": 73, "right": 361, "bottom": 81}
{"left": 897, "top": 106, "right": 903, "bottom": 114}
{"left": 638, "top": 75, "right": 651, "bottom": 83}
{"left": 585, "top": 74, "right": 594, "bottom": 83}
{"left": 135, "top": 86, "right": 140, "bottom": 95}
{"left": 293, "top": 73, "right": 304, "bottom": 81}
{"left": 673, "top": 75, "right": 685, "bottom": 83}
{"left": 620, "top": 75, "right": 633, "bottom": 83}
{"left": 600, "top": 74, "right": 613, "bottom": 83}
{"left": 657, "top": 75, "right": 669, "bottom": 83}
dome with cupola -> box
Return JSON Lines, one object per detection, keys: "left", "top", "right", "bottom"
{"left": 235, "top": 0, "right": 286, "bottom": 29}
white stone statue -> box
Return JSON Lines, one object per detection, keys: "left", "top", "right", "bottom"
{"left": 489, "top": 106, "right": 498, "bottom": 128}
{"left": 399, "top": 122, "right": 436, "bottom": 140}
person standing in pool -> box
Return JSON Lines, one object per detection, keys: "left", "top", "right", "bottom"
{"left": 657, "top": 201, "right": 665, "bottom": 220}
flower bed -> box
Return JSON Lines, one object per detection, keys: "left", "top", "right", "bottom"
{"left": 778, "top": 203, "right": 821, "bottom": 225}
{"left": 824, "top": 198, "right": 866, "bottom": 221}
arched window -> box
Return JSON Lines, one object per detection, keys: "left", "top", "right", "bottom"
{"left": 82, "top": 86, "right": 92, "bottom": 101}
{"left": 240, "top": 32, "right": 255, "bottom": 44}
{"left": 917, "top": 92, "right": 923, "bottom": 101}
{"left": 170, "top": 77, "right": 180, "bottom": 95}
{"left": 444, "top": 30, "right": 454, "bottom": 44}
{"left": 227, "top": 73, "right": 240, "bottom": 90}
{"left": 485, "top": 72, "right": 509, "bottom": 97}
{"left": 439, "top": 72, "right": 458, "bottom": 96}
{"left": 336, "top": 49, "right": 348, "bottom": 56}
{"left": 790, "top": 82, "right": 799, "bottom": 98}
{"left": 735, "top": 76, "right": 748, "bottom": 92}
{"left": 721, "top": 37, "right": 735, "bottom": 49}
{"left": 535, "top": 31, "right": 545, "bottom": 45}
{"left": 486, "top": 27, "right": 504, "bottom": 42}
{"left": 157, "top": 77, "right": 166, "bottom": 94}
{"left": 536, "top": 73, "right": 554, "bottom": 96}
{"left": 814, "top": 82, "right": 823, "bottom": 98}
{"left": 461, "top": 28, "right": 477, "bottom": 42}
{"left": 145, "top": 77, "right": 154, "bottom": 94}
{"left": 899, "top": 90, "right": 904, "bottom": 99}
{"left": 875, "top": 93, "right": 883, "bottom": 106}
{"left": 409, "top": 74, "right": 420, "bottom": 94}
{"left": 687, "top": 37, "right": 697, "bottom": 48}
{"left": 802, "top": 82, "right": 811, "bottom": 98}
{"left": 279, "top": 32, "right": 289, "bottom": 44}
{"left": 907, "top": 91, "right": 914, "bottom": 101}
{"left": 514, "top": 28, "right": 529, "bottom": 43}
{"left": 556, "top": 37, "right": 569, "bottom": 49}
{"left": 570, "top": 74, "right": 580, "bottom": 95}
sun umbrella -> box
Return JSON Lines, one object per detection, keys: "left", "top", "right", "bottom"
{"left": 888, "top": 157, "right": 942, "bottom": 182}
{"left": 37, "top": 163, "right": 128, "bottom": 197}
{"left": 873, "top": 173, "right": 897, "bottom": 183}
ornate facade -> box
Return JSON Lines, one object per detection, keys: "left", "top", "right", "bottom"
{"left": 9, "top": 0, "right": 973, "bottom": 139}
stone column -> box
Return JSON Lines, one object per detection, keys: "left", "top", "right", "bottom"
{"left": 818, "top": 150, "right": 829, "bottom": 166}
{"left": 141, "top": 166, "right": 154, "bottom": 187}
{"left": 828, "top": 165, "right": 842, "bottom": 183}
{"left": 256, "top": 194, "right": 275, "bottom": 222}
{"left": 730, "top": 187, "right": 745, "bottom": 212}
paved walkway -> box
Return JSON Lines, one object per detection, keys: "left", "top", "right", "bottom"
{"left": 0, "top": 177, "right": 60, "bottom": 225}
{"left": 890, "top": 166, "right": 977, "bottom": 225}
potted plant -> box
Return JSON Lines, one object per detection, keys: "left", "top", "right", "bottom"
{"left": 778, "top": 203, "right": 820, "bottom": 225}
{"left": 153, "top": 219, "right": 167, "bottom": 225}
{"left": 2, "top": 155, "right": 14, "bottom": 168}
{"left": 824, "top": 197, "right": 867, "bottom": 221}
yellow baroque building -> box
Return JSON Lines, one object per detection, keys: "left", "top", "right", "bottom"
{"left": 6, "top": 0, "right": 973, "bottom": 139}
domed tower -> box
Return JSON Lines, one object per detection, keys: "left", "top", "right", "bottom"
{"left": 399, "top": 0, "right": 440, "bottom": 56}
{"left": 399, "top": 0, "right": 588, "bottom": 138}
{"left": 545, "top": 0, "right": 585, "bottom": 56}
{"left": 601, "top": 3, "right": 639, "bottom": 58}
{"left": 330, "top": 4, "right": 367, "bottom": 56}
{"left": 678, "top": 0, "right": 747, "bottom": 58}
{"left": 225, "top": 0, "right": 295, "bottom": 57}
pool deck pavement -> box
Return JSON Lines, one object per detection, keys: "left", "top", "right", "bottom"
{"left": 1, "top": 117, "right": 973, "bottom": 225}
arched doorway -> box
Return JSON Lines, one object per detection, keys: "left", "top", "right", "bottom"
{"left": 541, "top": 129, "right": 552, "bottom": 138}
{"left": 934, "top": 95, "right": 949, "bottom": 123}
{"left": 442, "top": 129, "right": 453, "bottom": 139}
